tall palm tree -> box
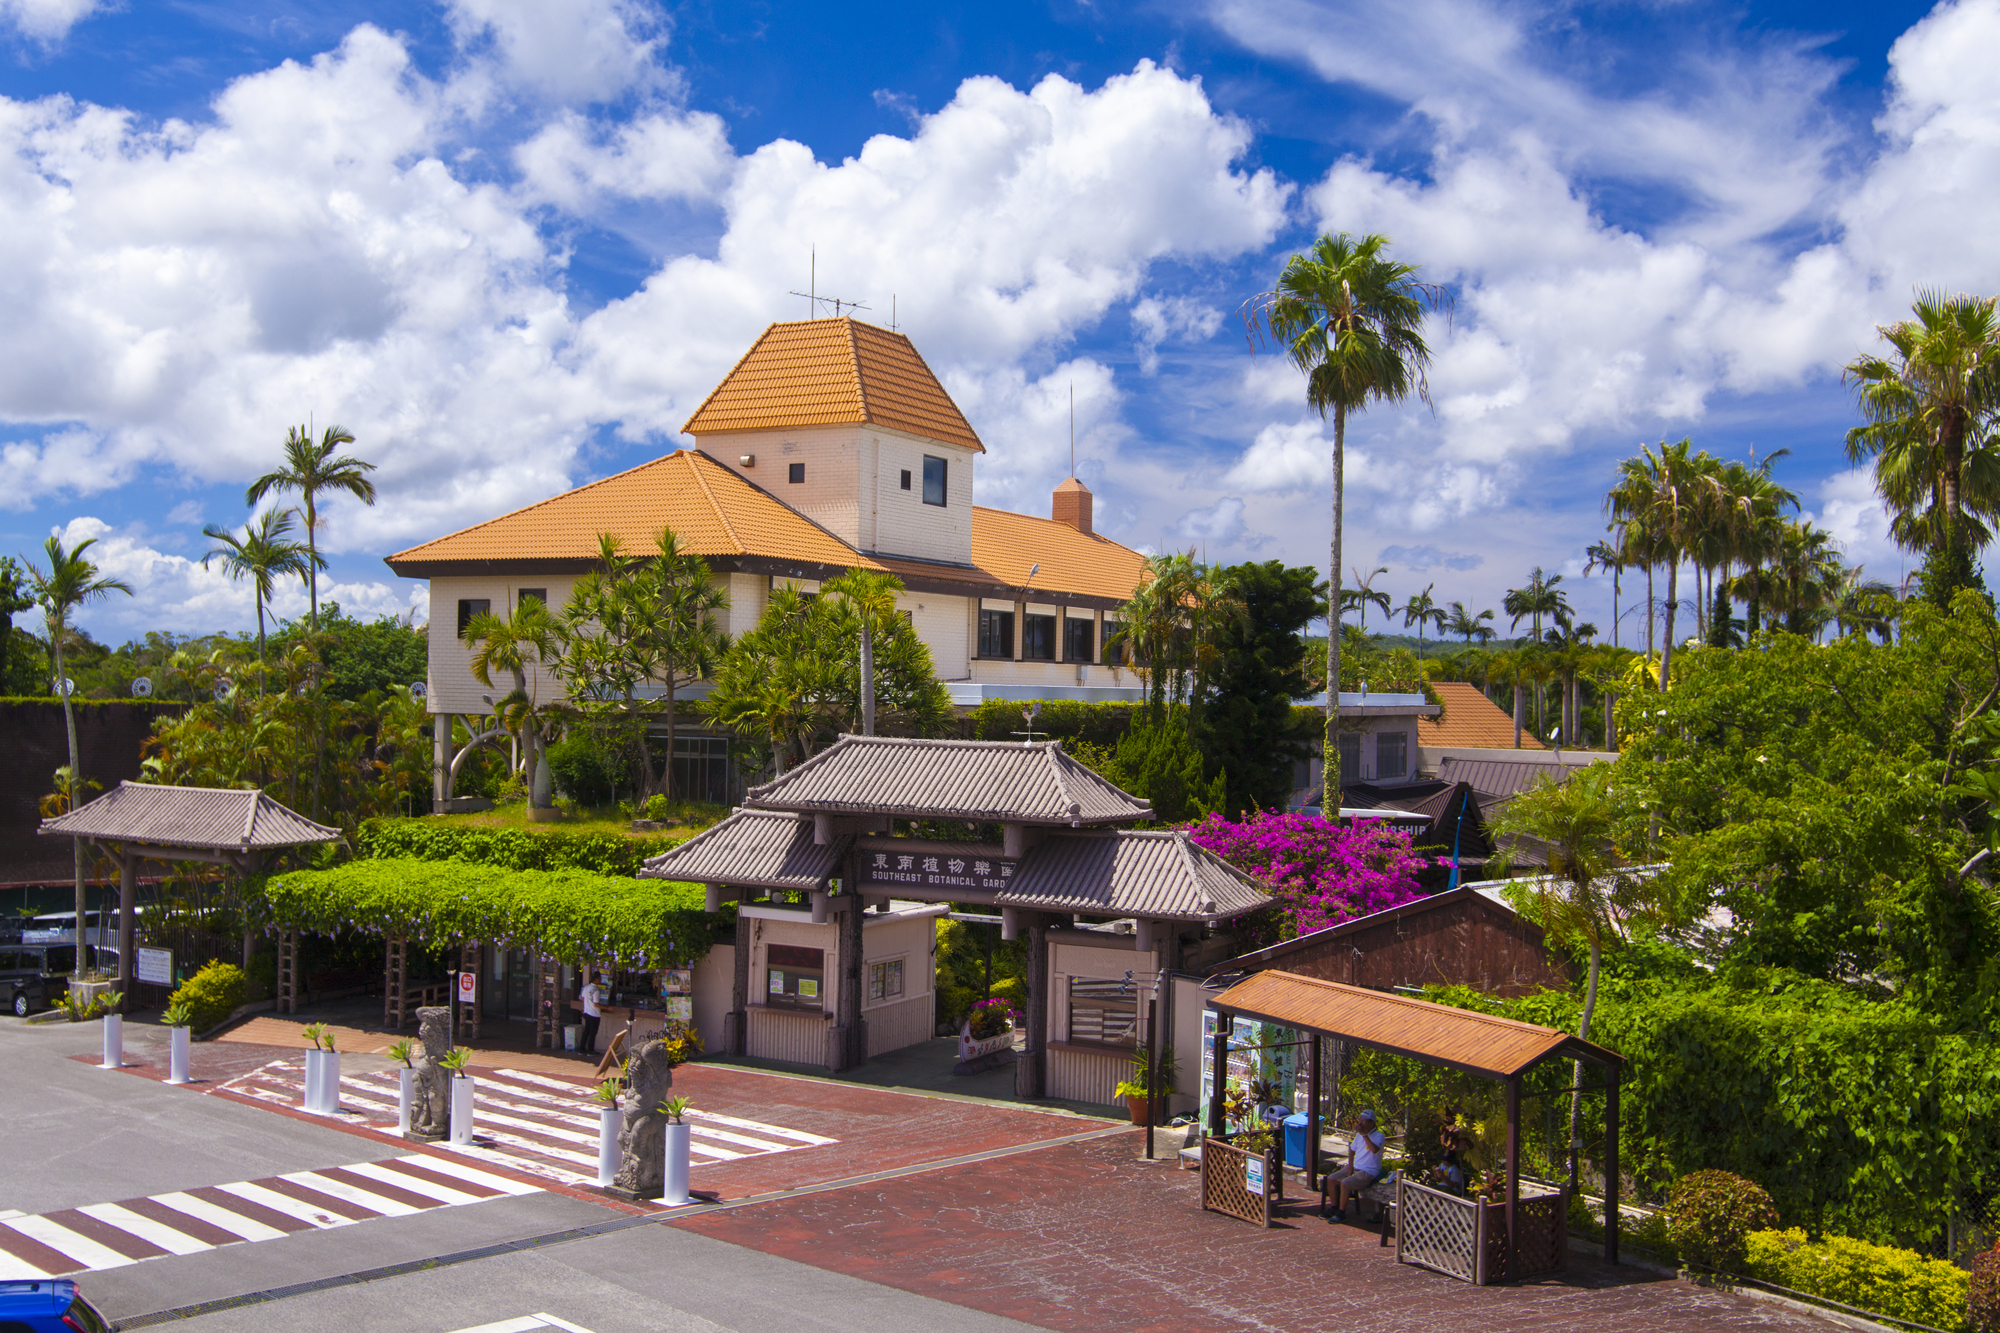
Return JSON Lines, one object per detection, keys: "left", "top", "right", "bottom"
{"left": 1445, "top": 601, "right": 1494, "bottom": 645}
{"left": 1582, "top": 541, "right": 1625, "bottom": 650}
{"left": 1767, "top": 521, "right": 1846, "bottom": 637}
{"left": 1707, "top": 452, "right": 1795, "bottom": 646}
{"left": 201, "top": 510, "right": 318, "bottom": 678}
{"left": 1247, "top": 232, "right": 1445, "bottom": 814}
{"left": 1505, "top": 568, "right": 1570, "bottom": 734}
{"left": 244, "top": 425, "right": 377, "bottom": 632}
{"left": 1844, "top": 292, "right": 2000, "bottom": 604}
{"left": 831, "top": 569, "right": 901, "bottom": 739}
{"left": 1399, "top": 583, "right": 1446, "bottom": 660}
{"left": 23, "top": 536, "right": 131, "bottom": 978}
{"left": 1608, "top": 439, "right": 1705, "bottom": 689}
{"left": 462, "top": 598, "right": 557, "bottom": 806}
{"left": 1343, "top": 565, "right": 1391, "bottom": 633}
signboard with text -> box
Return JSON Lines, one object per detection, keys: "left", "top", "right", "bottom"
{"left": 456, "top": 971, "right": 477, "bottom": 1004}
{"left": 857, "top": 848, "right": 1017, "bottom": 894}
{"left": 136, "top": 947, "right": 173, "bottom": 986}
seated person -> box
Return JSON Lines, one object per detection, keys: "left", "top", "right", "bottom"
{"left": 1430, "top": 1145, "right": 1469, "bottom": 1197}
{"left": 1320, "top": 1110, "right": 1386, "bottom": 1222}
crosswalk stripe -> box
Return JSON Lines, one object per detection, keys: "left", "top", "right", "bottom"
{"left": 214, "top": 1181, "right": 350, "bottom": 1229}
{"left": 149, "top": 1192, "right": 289, "bottom": 1242}
{"left": 688, "top": 1108, "right": 839, "bottom": 1146}
{"left": 279, "top": 1171, "right": 422, "bottom": 1218}
{"left": 366, "top": 1157, "right": 505, "bottom": 1200}
{"left": 0, "top": 1252, "right": 47, "bottom": 1279}
{"left": 2, "top": 1216, "right": 136, "bottom": 1271}
{"left": 340, "top": 1161, "right": 483, "bottom": 1206}
{"left": 435, "top": 1141, "right": 593, "bottom": 1188}
{"left": 449, "top": 1123, "right": 602, "bottom": 1169}
{"left": 0, "top": 1224, "right": 78, "bottom": 1277}
{"left": 396, "top": 1153, "right": 544, "bottom": 1196}
{"left": 74, "top": 1203, "right": 213, "bottom": 1256}
{"left": 42, "top": 1208, "right": 171, "bottom": 1261}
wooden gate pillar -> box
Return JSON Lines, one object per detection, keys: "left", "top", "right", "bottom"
{"left": 116, "top": 850, "right": 136, "bottom": 1007}
{"left": 727, "top": 915, "right": 751, "bottom": 1056}
{"left": 535, "top": 953, "right": 560, "bottom": 1048}
{"left": 1013, "top": 916, "right": 1049, "bottom": 1099}
{"left": 457, "top": 941, "right": 481, "bottom": 1041}
{"left": 276, "top": 928, "right": 298, "bottom": 1015}
{"left": 1604, "top": 1065, "right": 1621, "bottom": 1266}
{"left": 384, "top": 937, "right": 406, "bottom": 1028}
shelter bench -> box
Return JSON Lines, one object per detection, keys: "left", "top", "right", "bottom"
{"left": 386, "top": 978, "right": 449, "bottom": 1027}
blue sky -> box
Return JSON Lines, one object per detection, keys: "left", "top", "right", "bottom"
{"left": 0, "top": 0, "right": 1987, "bottom": 646}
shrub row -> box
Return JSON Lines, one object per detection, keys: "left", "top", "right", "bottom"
{"left": 358, "top": 818, "right": 678, "bottom": 876}
{"left": 1742, "top": 1229, "right": 1970, "bottom": 1332}
{"left": 168, "top": 961, "right": 245, "bottom": 1033}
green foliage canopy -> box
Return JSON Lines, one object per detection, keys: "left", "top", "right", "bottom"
{"left": 1198, "top": 560, "right": 1324, "bottom": 816}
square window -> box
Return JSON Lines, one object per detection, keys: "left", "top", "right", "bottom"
{"left": 788, "top": 462, "right": 805, "bottom": 484}
{"left": 456, "top": 598, "right": 490, "bottom": 636}
{"left": 766, "top": 943, "right": 824, "bottom": 1011}
{"left": 900, "top": 469, "right": 912, "bottom": 490}
{"left": 922, "top": 455, "right": 947, "bottom": 506}
{"left": 1063, "top": 616, "right": 1095, "bottom": 663}
{"left": 868, "top": 959, "right": 904, "bottom": 1001}
{"left": 1337, "top": 733, "right": 1361, "bottom": 786}
{"left": 1102, "top": 620, "right": 1126, "bottom": 666}
{"left": 517, "top": 588, "right": 546, "bottom": 608}
{"left": 1023, "top": 614, "right": 1056, "bottom": 661}
{"left": 1376, "top": 730, "right": 1409, "bottom": 780}
{"left": 978, "top": 609, "right": 1014, "bottom": 659}
{"left": 1067, "top": 977, "right": 1137, "bottom": 1047}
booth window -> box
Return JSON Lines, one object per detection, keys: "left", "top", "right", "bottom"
{"left": 1102, "top": 621, "right": 1125, "bottom": 666}
{"left": 456, "top": 598, "right": 490, "bottom": 635}
{"left": 1067, "top": 977, "right": 1137, "bottom": 1047}
{"left": 922, "top": 455, "right": 947, "bottom": 506}
{"left": 978, "top": 608, "right": 1014, "bottom": 659}
{"left": 868, "top": 958, "right": 904, "bottom": 1001}
{"left": 1023, "top": 614, "right": 1057, "bottom": 661}
{"left": 900, "top": 469, "right": 912, "bottom": 490}
{"left": 1376, "top": 729, "right": 1409, "bottom": 780}
{"left": 766, "top": 944, "right": 824, "bottom": 1011}
{"left": 1063, "top": 616, "right": 1094, "bottom": 663}
{"left": 517, "top": 588, "right": 546, "bottom": 608}
{"left": 1337, "top": 732, "right": 1362, "bottom": 786}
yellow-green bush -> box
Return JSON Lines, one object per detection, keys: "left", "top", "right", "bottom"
{"left": 168, "top": 962, "right": 245, "bottom": 1034}
{"left": 1743, "top": 1228, "right": 1969, "bottom": 1332}
{"left": 1666, "top": 1170, "right": 1778, "bottom": 1268}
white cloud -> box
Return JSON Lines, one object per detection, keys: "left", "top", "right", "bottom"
{"left": 514, "top": 107, "right": 733, "bottom": 210}
{"left": 1131, "top": 295, "right": 1223, "bottom": 375}
{"left": 0, "top": 0, "right": 101, "bottom": 42}
{"left": 444, "top": 0, "right": 669, "bottom": 105}
{"left": 1175, "top": 495, "right": 1251, "bottom": 550}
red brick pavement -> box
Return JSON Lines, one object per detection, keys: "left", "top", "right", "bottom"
{"left": 672, "top": 1135, "right": 1832, "bottom": 1333}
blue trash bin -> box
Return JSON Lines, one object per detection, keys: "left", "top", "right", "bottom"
{"left": 1283, "top": 1112, "right": 1310, "bottom": 1169}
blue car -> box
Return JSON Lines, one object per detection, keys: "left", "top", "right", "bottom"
{"left": 0, "top": 1280, "right": 112, "bottom": 1331}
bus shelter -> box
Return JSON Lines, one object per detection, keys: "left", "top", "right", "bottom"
{"left": 1204, "top": 969, "right": 1624, "bottom": 1284}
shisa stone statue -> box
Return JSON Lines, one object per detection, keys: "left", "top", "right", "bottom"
{"left": 406, "top": 1006, "right": 451, "bottom": 1141}
{"left": 608, "top": 1034, "right": 675, "bottom": 1199}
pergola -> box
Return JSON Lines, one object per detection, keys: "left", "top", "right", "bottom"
{"left": 1204, "top": 969, "right": 1624, "bottom": 1282}
{"left": 39, "top": 782, "right": 341, "bottom": 999}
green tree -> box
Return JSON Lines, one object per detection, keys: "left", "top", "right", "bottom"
{"left": 1198, "top": 561, "right": 1324, "bottom": 817}
{"left": 1399, "top": 582, "right": 1446, "bottom": 657}
{"left": 0, "top": 557, "right": 38, "bottom": 693}
{"left": 1445, "top": 600, "right": 1494, "bottom": 646}
{"left": 1342, "top": 565, "right": 1391, "bottom": 633}
{"left": 461, "top": 598, "right": 558, "bottom": 807}
{"left": 1844, "top": 292, "right": 2000, "bottom": 608}
{"left": 202, "top": 509, "right": 318, "bottom": 679}
{"left": 1112, "top": 552, "right": 1237, "bottom": 714}
{"left": 244, "top": 425, "right": 378, "bottom": 632}
{"left": 22, "top": 535, "right": 132, "bottom": 975}
{"left": 1608, "top": 439, "right": 1708, "bottom": 688}
{"left": 1245, "top": 232, "right": 1445, "bottom": 815}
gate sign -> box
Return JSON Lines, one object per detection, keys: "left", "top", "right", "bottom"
{"left": 456, "top": 971, "right": 477, "bottom": 1003}
{"left": 859, "top": 848, "right": 1017, "bottom": 894}
{"left": 136, "top": 947, "right": 173, "bottom": 986}
{"left": 1245, "top": 1154, "right": 1266, "bottom": 1197}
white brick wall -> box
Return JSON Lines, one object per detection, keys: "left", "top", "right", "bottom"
{"left": 427, "top": 575, "right": 578, "bottom": 715}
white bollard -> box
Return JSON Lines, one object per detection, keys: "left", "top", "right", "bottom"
{"left": 100, "top": 1012, "right": 123, "bottom": 1069}
{"left": 662, "top": 1122, "right": 691, "bottom": 1206}
{"left": 302, "top": 1048, "right": 324, "bottom": 1111}
{"left": 597, "top": 1105, "right": 619, "bottom": 1186}
{"left": 167, "top": 1026, "right": 190, "bottom": 1084}
{"left": 321, "top": 1051, "right": 341, "bottom": 1113}
{"left": 450, "top": 1075, "right": 475, "bottom": 1145}
{"left": 397, "top": 1068, "right": 415, "bottom": 1135}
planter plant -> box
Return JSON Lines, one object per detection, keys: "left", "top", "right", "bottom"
{"left": 163, "top": 1001, "right": 194, "bottom": 1085}
{"left": 387, "top": 1040, "right": 417, "bottom": 1134}
{"left": 439, "top": 1047, "right": 475, "bottom": 1144}
{"left": 594, "top": 1079, "right": 622, "bottom": 1186}
{"left": 299, "top": 1022, "right": 341, "bottom": 1113}
{"left": 659, "top": 1095, "right": 694, "bottom": 1206}
{"left": 1115, "top": 1043, "right": 1179, "bottom": 1127}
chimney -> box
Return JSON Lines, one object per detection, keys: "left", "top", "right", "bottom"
{"left": 1052, "top": 477, "right": 1093, "bottom": 536}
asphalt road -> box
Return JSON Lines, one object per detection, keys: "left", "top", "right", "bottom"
{"left": 0, "top": 1016, "right": 1039, "bottom": 1333}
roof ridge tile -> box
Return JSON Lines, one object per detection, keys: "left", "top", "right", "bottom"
{"left": 684, "top": 450, "right": 744, "bottom": 554}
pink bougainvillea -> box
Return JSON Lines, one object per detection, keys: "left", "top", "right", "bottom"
{"left": 1188, "top": 810, "right": 1434, "bottom": 938}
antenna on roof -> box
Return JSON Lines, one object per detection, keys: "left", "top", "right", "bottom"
{"left": 892, "top": 294, "right": 897, "bottom": 332}
{"left": 1069, "top": 382, "right": 1075, "bottom": 478}
{"left": 787, "top": 245, "right": 870, "bottom": 320}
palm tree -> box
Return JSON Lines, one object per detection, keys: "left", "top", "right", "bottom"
{"left": 1246, "top": 232, "right": 1445, "bottom": 814}
{"left": 1399, "top": 583, "right": 1446, "bottom": 660}
{"left": 831, "top": 569, "right": 901, "bottom": 738}
{"left": 201, "top": 510, "right": 318, "bottom": 678}
{"left": 1343, "top": 565, "right": 1391, "bottom": 633}
{"left": 1768, "top": 521, "right": 1846, "bottom": 636}
{"left": 244, "top": 425, "right": 378, "bottom": 632}
{"left": 462, "top": 598, "right": 557, "bottom": 806}
{"left": 1844, "top": 292, "right": 2000, "bottom": 604}
{"left": 1582, "top": 541, "right": 1625, "bottom": 650}
{"left": 1706, "top": 452, "right": 1795, "bottom": 647}
{"left": 1446, "top": 601, "right": 1494, "bottom": 646}
{"left": 1608, "top": 439, "right": 1705, "bottom": 689}
{"left": 1505, "top": 569, "right": 1570, "bottom": 734}
{"left": 22, "top": 535, "right": 131, "bottom": 978}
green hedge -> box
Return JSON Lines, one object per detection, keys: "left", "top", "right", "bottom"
{"left": 358, "top": 818, "right": 680, "bottom": 876}
{"left": 1743, "top": 1229, "right": 1970, "bottom": 1332}
{"left": 262, "top": 858, "right": 716, "bottom": 967}
{"left": 169, "top": 962, "right": 245, "bottom": 1034}
{"left": 961, "top": 699, "right": 1141, "bottom": 746}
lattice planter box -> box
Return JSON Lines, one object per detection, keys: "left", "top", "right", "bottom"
{"left": 1199, "top": 1136, "right": 1279, "bottom": 1228}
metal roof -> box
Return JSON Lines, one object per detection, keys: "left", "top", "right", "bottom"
{"left": 1436, "top": 754, "right": 1595, "bottom": 801}
{"left": 637, "top": 809, "right": 848, "bottom": 890}
{"left": 39, "top": 782, "right": 340, "bottom": 854}
{"left": 1207, "top": 969, "right": 1621, "bottom": 1077}
{"left": 745, "top": 736, "right": 1152, "bottom": 825}
{"left": 1210, "top": 886, "right": 1528, "bottom": 974}
{"left": 998, "top": 829, "right": 1272, "bottom": 922}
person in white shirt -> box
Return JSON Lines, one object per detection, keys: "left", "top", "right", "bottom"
{"left": 1320, "top": 1110, "right": 1386, "bottom": 1223}
{"left": 578, "top": 972, "right": 603, "bottom": 1056}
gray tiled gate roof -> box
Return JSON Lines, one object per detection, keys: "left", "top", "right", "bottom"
{"left": 638, "top": 809, "right": 848, "bottom": 890}
{"left": 1002, "top": 830, "right": 1272, "bottom": 921}
{"left": 745, "top": 735, "right": 1151, "bottom": 825}
{"left": 39, "top": 781, "right": 340, "bottom": 853}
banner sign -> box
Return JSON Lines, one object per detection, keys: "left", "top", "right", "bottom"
{"left": 1245, "top": 1154, "right": 1266, "bottom": 1197}
{"left": 136, "top": 947, "right": 173, "bottom": 986}
{"left": 456, "top": 971, "right": 476, "bottom": 1004}
{"left": 858, "top": 848, "right": 1018, "bottom": 894}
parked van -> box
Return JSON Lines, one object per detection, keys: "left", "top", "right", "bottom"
{"left": 2, "top": 944, "right": 79, "bottom": 1016}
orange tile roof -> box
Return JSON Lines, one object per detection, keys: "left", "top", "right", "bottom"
{"left": 681, "top": 318, "right": 985, "bottom": 453}
{"left": 1419, "top": 681, "right": 1545, "bottom": 750}
{"left": 385, "top": 450, "right": 882, "bottom": 574}
{"left": 971, "top": 506, "right": 1150, "bottom": 604}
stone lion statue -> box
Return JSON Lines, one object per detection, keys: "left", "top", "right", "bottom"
{"left": 406, "top": 1006, "right": 451, "bottom": 1140}
{"left": 610, "top": 1035, "right": 676, "bottom": 1197}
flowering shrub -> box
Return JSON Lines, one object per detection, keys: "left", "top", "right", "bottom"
{"left": 967, "top": 997, "right": 1016, "bottom": 1040}
{"left": 1188, "top": 811, "right": 1432, "bottom": 937}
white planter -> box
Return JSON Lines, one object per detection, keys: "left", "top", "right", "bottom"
{"left": 597, "top": 1105, "right": 620, "bottom": 1186}
{"left": 662, "top": 1122, "right": 691, "bottom": 1205}
{"left": 167, "top": 1026, "right": 191, "bottom": 1084}
{"left": 301, "top": 1048, "right": 323, "bottom": 1111}
{"left": 320, "top": 1051, "right": 342, "bottom": 1113}
{"left": 397, "top": 1068, "right": 416, "bottom": 1135}
{"left": 100, "top": 1012, "right": 123, "bottom": 1069}
{"left": 449, "top": 1075, "right": 475, "bottom": 1144}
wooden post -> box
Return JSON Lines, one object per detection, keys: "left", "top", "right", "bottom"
{"left": 458, "top": 941, "right": 481, "bottom": 1041}
{"left": 1013, "top": 916, "right": 1048, "bottom": 1099}
{"left": 116, "top": 850, "right": 135, "bottom": 1006}
{"left": 1505, "top": 1074, "right": 1521, "bottom": 1282}
{"left": 1144, "top": 987, "right": 1158, "bottom": 1159}
{"left": 1605, "top": 1064, "right": 1621, "bottom": 1266}
{"left": 384, "top": 937, "right": 406, "bottom": 1029}
{"left": 728, "top": 911, "right": 750, "bottom": 1056}
{"left": 276, "top": 928, "right": 297, "bottom": 1015}
{"left": 1207, "top": 1008, "right": 1228, "bottom": 1138}
{"left": 835, "top": 870, "right": 864, "bottom": 1071}
{"left": 1307, "top": 1032, "right": 1322, "bottom": 1190}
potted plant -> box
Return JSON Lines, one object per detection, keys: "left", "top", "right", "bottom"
{"left": 299, "top": 1022, "right": 328, "bottom": 1111}
{"left": 1115, "top": 1043, "right": 1179, "bottom": 1126}
{"left": 163, "top": 1000, "right": 194, "bottom": 1085}
{"left": 592, "top": 1078, "right": 622, "bottom": 1186}
{"left": 439, "top": 1046, "right": 474, "bottom": 1144}
{"left": 96, "top": 989, "right": 125, "bottom": 1070}
{"left": 658, "top": 1094, "right": 693, "bottom": 1205}
{"left": 387, "top": 1040, "right": 416, "bottom": 1134}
